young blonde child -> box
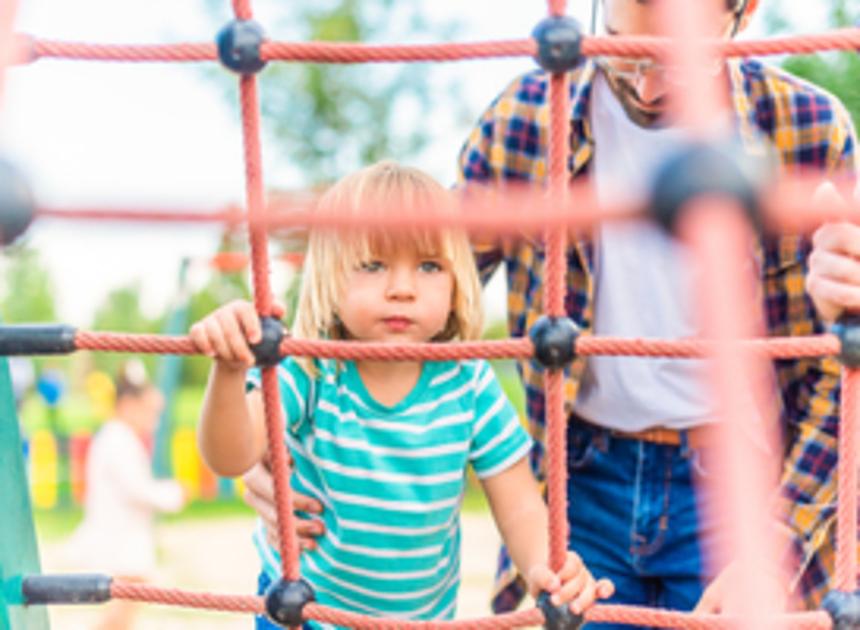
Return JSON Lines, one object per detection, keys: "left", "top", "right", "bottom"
{"left": 192, "top": 161, "right": 613, "bottom": 627}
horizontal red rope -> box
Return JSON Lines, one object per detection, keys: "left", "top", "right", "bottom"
{"left": 279, "top": 338, "right": 534, "bottom": 361}
{"left": 261, "top": 39, "right": 533, "bottom": 63}
{"left": 764, "top": 177, "right": 860, "bottom": 234}
{"left": 33, "top": 194, "right": 632, "bottom": 233}
{"left": 15, "top": 28, "right": 860, "bottom": 65}
{"left": 576, "top": 334, "right": 840, "bottom": 359}
{"left": 111, "top": 580, "right": 263, "bottom": 614}
{"left": 586, "top": 604, "right": 831, "bottom": 629}
{"left": 75, "top": 331, "right": 197, "bottom": 355}
{"left": 27, "top": 39, "right": 216, "bottom": 63}
{"left": 109, "top": 582, "right": 831, "bottom": 630}
{"left": 34, "top": 179, "right": 860, "bottom": 235}
{"left": 36, "top": 207, "right": 244, "bottom": 224}
{"left": 72, "top": 329, "right": 840, "bottom": 361}
{"left": 304, "top": 603, "right": 543, "bottom": 629}
{"left": 582, "top": 28, "right": 860, "bottom": 59}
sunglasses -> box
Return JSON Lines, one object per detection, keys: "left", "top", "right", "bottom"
{"left": 593, "top": 56, "right": 725, "bottom": 86}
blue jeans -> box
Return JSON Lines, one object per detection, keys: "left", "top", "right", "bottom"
{"left": 566, "top": 417, "right": 725, "bottom": 630}
{"left": 256, "top": 571, "right": 314, "bottom": 630}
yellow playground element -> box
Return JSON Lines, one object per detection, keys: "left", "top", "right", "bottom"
{"left": 29, "top": 430, "right": 57, "bottom": 509}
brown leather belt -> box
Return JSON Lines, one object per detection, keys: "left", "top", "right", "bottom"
{"left": 572, "top": 413, "right": 716, "bottom": 450}
{"left": 608, "top": 425, "right": 715, "bottom": 450}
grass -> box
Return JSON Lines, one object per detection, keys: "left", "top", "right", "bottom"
{"left": 462, "top": 480, "right": 490, "bottom": 514}
{"left": 33, "top": 498, "right": 255, "bottom": 542}
{"left": 34, "top": 488, "right": 489, "bottom": 544}
{"left": 33, "top": 507, "right": 83, "bottom": 541}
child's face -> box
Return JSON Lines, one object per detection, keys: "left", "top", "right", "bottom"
{"left": 338, "top": 244, "right": 454, "bottom": 344}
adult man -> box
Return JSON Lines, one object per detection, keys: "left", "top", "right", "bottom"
{"left": 457, "top": 0, "right": 856, "bottom": 621}
{"left": 244, "top": 0, "right": 857, "bottom": 623}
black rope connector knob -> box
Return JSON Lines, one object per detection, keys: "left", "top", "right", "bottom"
{"left": 264, "top": 577, "right": 315, "bottom": 627}
{"left": 250, "top": 316, "right": 285, "bottom": 367}
{"left": 530, "top": 316, "right": 579, "bottom": 369}
{"left": 833, "top": 315, "right": 860, "bottom": 369}
{"left": 216, "top": 19, "right": 268, "bottom": 74}
{"left": 531, "top": 16, "right": 584, "bottom": 74}
{"left": 650, "top": 141, "right": 763, "bottom": 235}
{"left": 823, "top": 590, "right": 860, "bottom": 630}
{"left": 0, "top": 157, "right": 35, "bottom": 247}
{"left": 537, "top": 591, "right": 585, "bottom": 630}
{"left": 22, "top": 574, "right": 113, "bottom": 605}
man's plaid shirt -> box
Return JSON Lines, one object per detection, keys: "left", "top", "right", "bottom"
{"left": 457, "top": 58, "right": 857, "bottom": 611}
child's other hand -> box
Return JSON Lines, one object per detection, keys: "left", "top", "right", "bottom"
{"left": 527, "top": 552, "right": 614, "bottom": 615}
{"left": 190, "top": 299, "right": 287, "bottom": 369}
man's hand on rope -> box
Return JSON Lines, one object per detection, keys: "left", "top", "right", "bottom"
{"left": 242, "top": 458, "right": 325, "bottom": 551}
{"left": 807, "top": 183, "right": 860, "bottom": 323}
{"left": 189, "top": 299, "right": 286, "bottom": 369}
{"left": 693, "top": 559, "right": 789, "bottom": 615}
{"left": 527, "top": 552, "right": 615, "bottom": 615}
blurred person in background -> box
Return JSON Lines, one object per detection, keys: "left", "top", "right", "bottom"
{"left": 66, "top": 359, "right": 185, "bottom": 630}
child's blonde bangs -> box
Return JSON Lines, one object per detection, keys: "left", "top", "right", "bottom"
{"left": 292, "top": 161, "right": 484, "bottom": 348}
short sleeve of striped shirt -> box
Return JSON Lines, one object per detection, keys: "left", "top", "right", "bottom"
{"left": 246, "top": 358, "right": 312, "bottom": 435}
{"left": 469, "top": 361, "right": 532, "bottom": 479}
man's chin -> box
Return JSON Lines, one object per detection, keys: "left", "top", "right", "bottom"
{"left": 609, "top": 78, "right": 669, "bottom": 128}
{"left": 623, "top": 100, "right": 669, "bottom": 128}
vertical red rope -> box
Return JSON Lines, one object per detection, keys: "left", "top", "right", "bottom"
{"left": 238, "top": 75, "right": 275, "bottom": 316}
{"left": 544, "top": 77, "right": 568, "bottom": 319}
{"left": 232, "top": 0, "right": 253, "bottom": 21}
{"left": 547, "top": 0, "right": 567, "bottom": 18}
{"left": 544, "top": 65, "right": 571, "bottom": 570}
{"left": 682, "top": 203, "right": 784, "bottom": 630}
{"left": 261, "top": 368, "right": 301, "bottom": 580}
{"left": 231, "top": 0, "right": 300, "bottom": 581}
{"left": 836, "top": 368, "right": 859, "bottom": 591}
{"left": 0, "top": 0, "right": 19, "bottom": 108}
{"left": 659, "top": 0, "right": 727, "bottom": 134}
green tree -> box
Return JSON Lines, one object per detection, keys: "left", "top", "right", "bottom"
{"left": 0, "top": 245, "right": 57, "bottom": 323}
{"left": 764, "top": 1, "right": 860, "bottom": 129}
{"left": 208, "top": 0, "right": 460, "bottom": 184}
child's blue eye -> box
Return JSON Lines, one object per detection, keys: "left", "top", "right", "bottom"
{"left": 359, "top": 260, "right": 384, "bottom": 272}
{"left": 419, "top": 260, "right": 442, "bottom": 273}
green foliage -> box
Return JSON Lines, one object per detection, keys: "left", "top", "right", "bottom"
{"left": 0, "top": 245, "right": 57, "bottom": 323}
{"left": 207, "top": 0, "right": 459, "bottom": 185}
{"left": 172, "top": 384, "right": 207, "bottom": 428}
{"left": 781, "top": 53, "right": 860, "bottom": 131}
{"left": 765, "top": 1, "right": 860, "bottom": 130}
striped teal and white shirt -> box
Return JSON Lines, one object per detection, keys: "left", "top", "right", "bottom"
{"left": 249, "top": 357, "right": 531, "bottom": 625}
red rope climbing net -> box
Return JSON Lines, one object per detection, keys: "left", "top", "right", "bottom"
{"left": 3, "top": 0, "right": 860, "bottom": 627}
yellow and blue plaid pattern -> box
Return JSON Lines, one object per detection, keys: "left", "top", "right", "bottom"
{"left": 458, "top": 58, "right": 857, "bottom": 611}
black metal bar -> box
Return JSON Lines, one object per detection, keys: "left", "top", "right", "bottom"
{"left": 21, "top": 574, "right": 112, "bottom": 605}
{"left": 0, "top": 325, "right": 76, "bottom": 355}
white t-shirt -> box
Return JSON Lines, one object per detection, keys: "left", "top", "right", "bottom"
{"left": 573, "top": 73, "right": 716, "bottom": 431}
{"left": 66, "top": 420, "right": 184, "bottom": 577}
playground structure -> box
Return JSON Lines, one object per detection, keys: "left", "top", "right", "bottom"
{"left": 2, "top": 0, "right": 860, "bottom": 628}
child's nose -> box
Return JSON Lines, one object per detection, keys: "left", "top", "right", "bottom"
{"left": 385, "top": 267, "right": 416, "bottom": 300}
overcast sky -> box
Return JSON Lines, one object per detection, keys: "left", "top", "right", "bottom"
{"left": 1, "top": 1, "right": 827, "bottom": 326}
